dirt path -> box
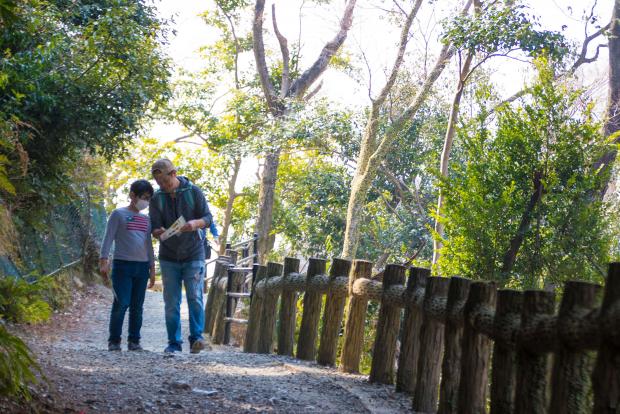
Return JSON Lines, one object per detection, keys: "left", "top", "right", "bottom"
{"left": 14, "top": 285, "right": 411, "bottom": 413}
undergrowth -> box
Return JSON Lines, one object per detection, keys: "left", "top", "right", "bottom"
{"left": 0, "top": 268, "right": 78, "bottom": 401}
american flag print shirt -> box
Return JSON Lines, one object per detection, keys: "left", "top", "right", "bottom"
{"left": 99, "top": 207, "right": 155, "bottom": 264}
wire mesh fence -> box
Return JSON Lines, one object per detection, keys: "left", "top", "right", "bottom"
{"left": 0, "top": 200, "right": 106, "bottom": 279}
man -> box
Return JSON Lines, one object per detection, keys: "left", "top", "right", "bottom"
{"left": 149, "top": 158, "right": 212, "bottom": 353}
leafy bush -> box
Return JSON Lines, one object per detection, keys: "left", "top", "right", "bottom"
{"left": 438, "top": 60, "right": 611, "bottom": 287}
{"left": 0, "top": 276, "right": 52, "bottom": 324}
{"left": 0, "top": 323, "right": 40, "bottom": 399}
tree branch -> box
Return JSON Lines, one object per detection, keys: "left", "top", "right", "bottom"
{"left": 288, "top": 0, "right": 358, "bottom": 98}
{"left": 570, "top": 22, "right": 611, "bottom": 74}
{"left": 501, "top": 171, "right": 545, "bottom": 274}
{"left": 253, "top": 0, "right": 279, "bottom": 112}
{"left": 374, "top": 0, "right": 422, "bottom": 108}
{"left": 272, "top": 4, "right": 290, "bottom": 98}
{"left": 492, "top": 21, "right": 611, "bottom": 112}
{"left": 303, "top": 80, "right": 323, "bottom": 101}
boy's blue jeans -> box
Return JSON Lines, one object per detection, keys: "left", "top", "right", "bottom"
{"left": 160, "top": 259, "right": 205, "bottom": 346}
{"left": 108, "top": 260, "right": 150, "bottom": 344}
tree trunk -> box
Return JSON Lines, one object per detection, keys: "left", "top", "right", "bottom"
{"left": 594, "top": 0, "right": 620, "bottom": 198}
{"left": 501, "top": 171, "right": 544, "bottom": 275}
{"left": 255, "top": 150, "right": 280, "bottom": 262}
{"left": 219, "top": 157, "right": 241, "bottom": 255}
{"left": 432, "top": 52, "right": 473, "bottom": 266}
{"left": 341, "top": 1, "right": 468, "bottom": 260}
{"left": 252, "top": 0, "right": 358, "bottom": 261}
{"left": 342, "top": 168, "right": 377, "bottom": 259}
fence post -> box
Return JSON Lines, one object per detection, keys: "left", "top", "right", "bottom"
{"left": 277, "top": 257, "right": 301, "bottom": 356}
{"left": 396, "top": 267, "right": 429, "bottom": 393}
{"left": 369, "top": 264, "right": 406, "bottom": 384}
{"left": 413, "top": 277, "right": 450, "bottom": 413}
{"left": 223, "top": 265, "right": 235, "bottom": 345}
{"left": 438, "top": 277, "right": 471, "bottom": 414}
{"left": 592, "top": 262, "right": 620, "bottom": 413}
{"left": 457, "top": 281, "right": 497, "bottom": 414}
{"left": 297, "top": 258, "right": 328, "bottom": 360}
{"left": 549, "top": 280, "right": 601, "bottom": 413}
{"left": 514, "top": 290, "right": 555, "bottom": 414}
{"left": 210, "top": 252, "right": 237, "bottom": 341}
{"left": 244, "top": 264, "right": 267, "bottom": 353}
{"left": 257, "top": 262, "right": 283, "bottom": 354}
{"left": 215, "top": 264, "right": 244, "bottom": 345}
{"left": 340, "top": 260, "right": 373, "bottom": 373}
{"left": 317, "top": 258, "right": 352, "bottom": 366}
{"left": 204, "top": 256, "right": 229, "bottom": 336}
{"left": 490, "top": 290, "right": 522, "bottom": 414}
{"left": 252, "top": 233, "right": 259, "bottom": 265}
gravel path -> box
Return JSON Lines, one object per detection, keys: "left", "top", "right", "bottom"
{"left": 14, "top": 284, "right": 412, "bottom": 413}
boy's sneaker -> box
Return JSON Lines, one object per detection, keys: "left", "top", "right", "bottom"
{"left": 108, "top": 341, "right": 121, "bottom": 351}
{"left": 128, "top": 341, "right": 143, "bottom": 351}
{"left": 190, "top": 339, "right": 208, "bottom": 354}
{"left": 164, "top": 343, "right": 182, "bottom": 353}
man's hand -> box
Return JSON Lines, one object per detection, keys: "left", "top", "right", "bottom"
{"left": 148, "top": 266, "right": 156, "bottom": 289}
{"left": 99, "top": 258, "right": 110, "bottom": 281}
{"left": 180, "top": 219, "right": 202, "bottom": 232}
{"left": 152, "top": 227, "right": 166, "bottom": 240}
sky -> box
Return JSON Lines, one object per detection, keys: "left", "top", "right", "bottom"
{"left": 148, "top": 0, "right": 615, "bottom": 191}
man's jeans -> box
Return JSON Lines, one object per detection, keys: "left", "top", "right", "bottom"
{"left": 108, "top": 260, "right": 150, "bottom": 343}
{"left": 160, "top": 260, "right": 205, "bottom": 345}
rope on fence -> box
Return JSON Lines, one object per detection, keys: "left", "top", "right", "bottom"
{"left": 204, "top": 254, "right": 620, "bottom": 413}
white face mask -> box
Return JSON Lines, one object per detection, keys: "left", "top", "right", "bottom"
{"left": 135, "top": 199, "right": 150, "bottom": 211}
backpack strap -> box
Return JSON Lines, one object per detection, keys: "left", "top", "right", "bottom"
{"left": 181, "top": 187, "right": 196, "bottom": 213}
{"left": 153, "top": 190, "right": 166, "bottom": 212}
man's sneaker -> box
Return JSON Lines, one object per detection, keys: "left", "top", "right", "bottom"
{"left": 127, "top": 341, "right": 143, "bottom": 351}
{"left": 108, "top": 341, "right": 121, "bottom": 351}
{"left": 164, "top": 343, "right": 182, "bottom": 353}
{"left": 190, "top": 339, "right": 206, "bottom": 354}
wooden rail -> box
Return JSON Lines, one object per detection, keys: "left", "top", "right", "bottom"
{"left": 203, "top": 234, "right": 258, "bottom": 345}
{"left": 205, "top": 256, "right": 620, "bottom": 413}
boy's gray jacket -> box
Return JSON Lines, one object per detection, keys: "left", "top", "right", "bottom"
{"left": 149, "top": 176, "right": 212, "bottom": 262}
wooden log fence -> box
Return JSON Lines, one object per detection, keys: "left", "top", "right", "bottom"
{"left": 203, "top": 256, "right": 620, "bottom": 413}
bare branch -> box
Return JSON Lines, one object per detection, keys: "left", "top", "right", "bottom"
{"left": 173, "top": 134, "right": 205, "bottom": 146}
{"left": 380, "top": 164, "right": 425, "bottom": 216}
{"left": 359, "top": 45, "right": 374, "bottom": 100}
{"left": 380, "top": 192, "right": 407, "bottom": 224}
{"left": 295, "top": 0, "right": 306, "bottom": 75}
{"left": 373, "top": 0, "right": 421, "bottom": 108}
{"left": 570, "top": 22, "right": 611, "bottom": 73}
{"left": 253, "top": 0, "right": 279, "bottom": 111}
{"left": 272, "top": 4, "right": 291, "bottom": 98}
{"left": 303, "top": 80, "right": 323, "bottom": 101}
{"left": 492, "top": 20, "right": 611, "bottom": 113}
{"left": 392, "top": 0, "right": 407, "bottom": 16}
{"left": 217, "top": 5, "right": 241, "bottom": 89}
{"left": 288, "top": 0, "right": 358, "bottom": 98}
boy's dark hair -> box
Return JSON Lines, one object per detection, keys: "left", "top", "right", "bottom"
{"left": 130, "top": 179, "right": 154, "bottom": 197}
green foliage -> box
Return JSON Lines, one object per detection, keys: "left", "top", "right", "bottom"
{"left": 438, "top": 60, "right": 611, "bottom": 287}
{"left": 443, "top": 3, "right": 568, "bottom": 60}
{"left": 272, "top": 152, "right": 350, "bottom": 258}
{"left": 0, "top": 323, "right": 40, "bottom": 399}
{"left": 0, "top": 276, "right": 53, "bottom": 324}
{"left": 0, "top": 0, "right": 170, "bottom": 209}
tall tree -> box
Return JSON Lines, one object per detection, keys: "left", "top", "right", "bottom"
{"left": 0, "top": 0, "right": 170, "bottom": 209}
{"left": 170, "top": 1, "right": 263, "bottom": 254}
{"left": 438, "top": 61, "right": 611, "bottom": 287}
{"left": 341, "top": 0, "right": 467, "bottom": 259}
{"left": 593, "top": 0, "right": 620, "bottom": 196}
{"left": 252, "top": 0, "right": 357, "bottom": 262}
{"left": 431, "top": 1, "right": 571, "bottom": 265}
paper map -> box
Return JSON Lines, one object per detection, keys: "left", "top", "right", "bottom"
{"left": 160, "top": 215, "right": 186, "bottom": 241}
